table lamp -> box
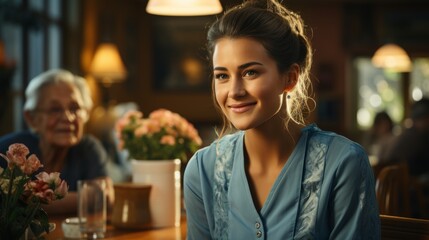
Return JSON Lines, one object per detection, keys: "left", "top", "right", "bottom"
{"left": 89, "top": 43, "right": 127, "bottom": 106}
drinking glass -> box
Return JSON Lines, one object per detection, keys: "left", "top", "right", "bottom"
{"left": 78, "top": 179, "right": 107, "bottom": 239}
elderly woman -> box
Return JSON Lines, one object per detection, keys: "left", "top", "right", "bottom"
{"left": 0, "top": 69, "right": 113, "bottom": 215}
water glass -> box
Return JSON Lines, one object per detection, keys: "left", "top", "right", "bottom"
{"left": 78, "top": 179, "right": 107, "bottom": 239}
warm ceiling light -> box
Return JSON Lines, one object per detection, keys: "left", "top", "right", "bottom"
{"left": 146, "top": 0, "right": 222, "bottom": 16}
{"left": 371, "top": 43, "right": 412, "bottom": 72}
{"left": 89, "top": 43, "right": 127, "bottom": 86}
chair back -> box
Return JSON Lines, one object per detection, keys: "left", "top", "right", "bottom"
{"left": 376, "top": 163, "right": 411, "bottom": 217}
{"left": 381, "top": 214, "right": 429, "bottom": 239}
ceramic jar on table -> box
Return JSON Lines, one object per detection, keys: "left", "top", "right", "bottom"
{"left": 111, "top": 182, "right": 152, "bottom": 229}
{"left": 130, "top": 159, "right": 181, "bottom": 228}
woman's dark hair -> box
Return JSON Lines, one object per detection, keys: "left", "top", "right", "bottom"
{"left": 207, "top": 0, "right": 313, "bottom": 136}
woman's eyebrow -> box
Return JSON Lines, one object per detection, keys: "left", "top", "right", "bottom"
{"left": 238, "top": 62, "right": 263, "bottom": 70}
{"left": 213, "top": 62, "right": 263, "bottom": 71}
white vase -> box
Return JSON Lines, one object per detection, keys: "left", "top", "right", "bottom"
{"left": 130, "top": 159, "right": 181, "bottom": 228}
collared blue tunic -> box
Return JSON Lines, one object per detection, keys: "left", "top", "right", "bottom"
{"left": 184, "top": 124, "right": 380, "bottom": 240}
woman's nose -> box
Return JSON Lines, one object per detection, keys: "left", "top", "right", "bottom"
{"left": 62, "top": 109, "right": 77, "bottom": 121}
{"left": 229, "top": 78, "right": 246, "bottom": 98}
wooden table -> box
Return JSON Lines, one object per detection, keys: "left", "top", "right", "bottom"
{"left": 46, "top": 216, "right": 187, "bottom": 240}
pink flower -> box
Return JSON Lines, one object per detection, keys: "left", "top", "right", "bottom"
{"left": 0, "top": 143, "right": 69, "bottom": 237}
{"left": 55, "top": 180, "right": 68, "bottom": 197}
{"left": 160, "top": 135, "right": 176, "bottom": 145}
{"left": 148, "top": 109, "right": 168, "bottom": 120}
{"left": 0, "top": 144, "right": 44, "bottom": 175}
{"left": 146, "top": 119, "right": 161, "bottom": 134}
{"left": 0, "top": 143, "right": 29, "bottom": 168}
{"left": 34, "top": 188, "right": 55, "bottom": 204}
{"left": 134, "top": 123, "right": 149, "bottom": 137}
{"left": 20, "top": 154, "right": 43, "bottom": 175}
{"left": 165, "top": 126, "right": 179, "bottom": 137}
{"left": 115, "top": 110, "right": 143, "bottom": 138}
{"left": 115, "top": 108, "right": 202, "bottom": 161}
{"left": 35, "top": 172, "right": 61, "bottom": 186}
{"left": 29, "top": 172, "right": 68, "bottom": 203}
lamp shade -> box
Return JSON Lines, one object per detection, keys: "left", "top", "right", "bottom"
{"left": 146, "top": 0, "right": 222, "bottom": 16}
{"left": 371, "top": 44, "right": 412, "bottom": 72}
{"left": 89, "top": 43, "right": 127, "bottom": 86}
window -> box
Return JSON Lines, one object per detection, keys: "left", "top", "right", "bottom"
{"left": 410, "top": 58, "right": 429, "bottom": 101}
{"left": 0, "top": 0, "right": 65, "bottom": 132}
{"left": 355, "top": 57, "right": 429, "bottom": 130}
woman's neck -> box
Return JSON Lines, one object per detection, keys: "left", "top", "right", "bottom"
{"left": 244, "top": 117, "right": 303, "bottom": 172}
{"left": 39, "top": 140, "right": 69, "bottom": 172}
{"left": 243, "top": 116, "right": 304, "bottom": 211}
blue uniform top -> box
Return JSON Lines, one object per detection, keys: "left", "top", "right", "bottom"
{"left": 184, "top": 124, "right": 380, "bottom": 240}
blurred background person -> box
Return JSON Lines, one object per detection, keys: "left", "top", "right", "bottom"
{"left": 0, "top": 69, "right": 114, "bottom": 215}
{"left": 383, "top": 97, "right": 429, "bottom": 218}
{"left": 362, "top": 111, "right": 396, "bottom": 165}
{"left": 385, "top": 98, "right": 429, "bottom": 179}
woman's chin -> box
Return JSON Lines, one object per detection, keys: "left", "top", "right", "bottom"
{"left": 52, "top": 137, "right": 79, "bottom": 147}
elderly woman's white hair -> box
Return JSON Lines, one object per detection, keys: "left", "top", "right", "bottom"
{"left": 24, "top": 69, "right": 93, "bottom": 119}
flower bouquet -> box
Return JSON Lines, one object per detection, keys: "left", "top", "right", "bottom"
{"left": 0, "top": 143, "right": 68, "bottom": 240}
{"left": 115, "top": 108, "right": 202, "bottom": 227}
{"left": 115, "top": 108, "right": 202, "bottom": 162}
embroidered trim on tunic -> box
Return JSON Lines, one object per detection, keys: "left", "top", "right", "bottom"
{"left": 213, "top": 134, "right": 238, "bottom": 240}
{"left": 294, "top": 133, "right": 330, "bottom": 239}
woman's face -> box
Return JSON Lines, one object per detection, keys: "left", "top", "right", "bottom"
{"left": 27, "top": 82, "right": 88, "bottom": 147}
{"left": 212, "top": 37, "right": 288, "bottom": 130}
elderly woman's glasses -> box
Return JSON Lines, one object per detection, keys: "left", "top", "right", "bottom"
{"left": 35, "top": 106, "right": 87, "bottom": 119}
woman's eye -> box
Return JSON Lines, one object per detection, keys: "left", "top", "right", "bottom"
{"left": 214, "top": 73, "right": 228, "bottom": 80}
{"left": 243, "top": 70, "right": 257, "bottom": 78}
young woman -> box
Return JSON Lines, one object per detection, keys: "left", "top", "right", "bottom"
{"left": 183, "top": 0, "right": 380, "bottom": 239}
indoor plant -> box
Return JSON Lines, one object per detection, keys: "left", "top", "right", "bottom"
{"left": 115, "top": 108, "right": 202, "bottom": 228}
{"left": 0, "top": 143, "right": 68, "bottom": 239}
{"left": 115, "top": 108, "right": 202, "bottom": 162}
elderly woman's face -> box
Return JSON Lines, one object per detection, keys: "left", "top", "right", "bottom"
{"left": 30, "top": 82, "right": 88, "bottom": 147}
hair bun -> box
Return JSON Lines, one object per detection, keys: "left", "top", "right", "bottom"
{"left": 244, "top": 0, "right": 269, "bottom": 9}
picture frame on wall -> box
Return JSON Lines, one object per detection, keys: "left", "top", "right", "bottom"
{"left": 151, "top": 16, "right": 215, "bottom": 92}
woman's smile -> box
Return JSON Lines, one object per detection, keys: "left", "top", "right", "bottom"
{"left": 213, "top": 38, "right": 286, "bottom": 130}
{"left": 228, "top": 102, "right": 257, "bottom": 113}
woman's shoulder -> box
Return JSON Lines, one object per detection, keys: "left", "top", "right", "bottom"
{"left": 304, "top": 125, "right": 373, "bottom": 187}
{"left": 193, "top": 131, "right": 243, "bottom": 158}
{"left": 0, "top": 131, "right": 39, "bottom": 168}
{"left": 0, "top": 131, "right": 39, "bottom": 152}
{"left": 187, "top": 131, "right": 243, "bottom": 172}
{"left": 75, "top": 134, "right": 105, "bottom": 151}
{"left": 306, "top": 124, "right": 366, "bottom": 154}
{"left": 71, "top": 134, "right": 107, "bottom": 159}
{"left": 79, "top": 134, "right": 102, "bottom": 144}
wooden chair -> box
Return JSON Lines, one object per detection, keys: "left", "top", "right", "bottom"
{"left": 375, "top": 163, "right": 411, "bottom": 217}
{"left": 381, "top": 214, "right": 429, "bottom": 240}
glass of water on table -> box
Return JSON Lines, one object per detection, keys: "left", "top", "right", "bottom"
{"left": 78, "top": 179, "right": 107, "bottom": 239}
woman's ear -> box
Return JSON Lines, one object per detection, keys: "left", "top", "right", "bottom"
{"left": 283, "top": 64, "right": 300, "bottom": 92}
{"left": 24, "top": 110, "right": 37, "bottom": 131}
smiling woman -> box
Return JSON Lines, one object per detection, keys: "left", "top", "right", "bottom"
{"left": 0, "top": 69, "right": 114, "bottom": 216}
{"left": 26, "top": 81, "right": 89, "bottom": 149}
{"left": 184, "top": 0, "right": 380, "bottom": 239}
